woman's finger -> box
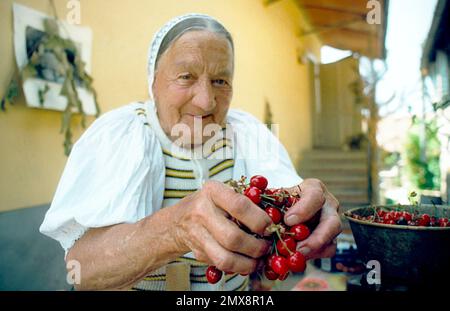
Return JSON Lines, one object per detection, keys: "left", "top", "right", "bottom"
{"left": 204, "top": 180, "right": 272, "bottom": 235}
{"left": 296, "top": 203, "right": 342, "bottom": 258}
{"left": 299, "top": 240, "right": 338, "bottom": 260}
{"left": 204, "top": 208, "right": 270, "bottom": 259}
{"left": 193, "top": 225, "right": 259, "bottom": 274}
{"left": 284, "top": 179, "right": 326, "bottom": 226}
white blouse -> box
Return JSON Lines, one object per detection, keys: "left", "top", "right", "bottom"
{"left": 39, "top": 100, "right": 302, "bottom": 254}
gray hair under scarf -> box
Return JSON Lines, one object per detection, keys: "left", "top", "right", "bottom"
{"left": 147, "top": 13, "right": 234, "bottom": 100}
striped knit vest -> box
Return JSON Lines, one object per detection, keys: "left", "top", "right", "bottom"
{"left": 131, "top": 103, "right": 249, "bottom": 291}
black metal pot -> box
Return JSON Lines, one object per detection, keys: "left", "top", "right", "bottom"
{"left": 344, "top": 205, "right": 450, "bottom": 288}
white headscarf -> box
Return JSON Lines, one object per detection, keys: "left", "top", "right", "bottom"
{"left": 147, "top": 13, "right": 225, "bottom": 100}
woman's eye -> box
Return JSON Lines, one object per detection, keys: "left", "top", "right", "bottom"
{"left": 179, "top": 74, "right": 192, "bottom": 80}
{"left": 212, "top": 79, "right": 227, "bottom": 86}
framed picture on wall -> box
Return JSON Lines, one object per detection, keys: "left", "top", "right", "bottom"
{"left": 13, "top": 3, "right": 97, "bottom": 115}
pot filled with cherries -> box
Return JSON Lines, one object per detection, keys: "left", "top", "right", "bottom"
{"left": 206, "top": 175, "right": 312, "bottom": 284}
{"left": 344, "top": 196, "right": 450, "bottom": 288}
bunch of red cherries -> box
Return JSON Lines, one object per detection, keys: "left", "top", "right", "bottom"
{"left": 206, "top": 175, "right": 310, "bottom": 284}
{"left": 350, "top": 209, "right": 449, "bottom": 227}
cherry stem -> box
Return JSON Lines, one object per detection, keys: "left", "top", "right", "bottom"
{"left": 260, "top": 194, "right": 276, "bottom": 201}
{"left": 371, "top": 206, "right": 380, "bottom": 223}
{"left": 274, "top": 240, "right": 279, "bottom": 256}
{"left": 275, "top": 228, "right": 293, "bottom": 256}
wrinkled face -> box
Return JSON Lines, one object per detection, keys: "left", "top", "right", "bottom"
{"left": 152, "top": 30, "right": 234, "bottom": 147}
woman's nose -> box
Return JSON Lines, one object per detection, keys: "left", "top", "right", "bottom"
{"left": 192, "top": 79, "right": 216, "bottom": 112}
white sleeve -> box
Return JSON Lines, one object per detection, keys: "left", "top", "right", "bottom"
{"left": 39, "top": 104, "right": 165, "bottom": 254}
{"left": 228, "top": 109, "right": 303, "bottom": 188}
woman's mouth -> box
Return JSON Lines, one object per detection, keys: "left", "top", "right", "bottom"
{"left": 187, "top": 114, "right": 212, "bottom": 120}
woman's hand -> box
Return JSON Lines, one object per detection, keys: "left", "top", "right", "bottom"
{"left": 283, "top": 178, "right": 342, "bottom": 260}
{"left": 172, "top": 180, "right": 272, "bottom": 275}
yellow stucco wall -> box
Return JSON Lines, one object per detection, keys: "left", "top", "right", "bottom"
{"left": 0, "top": 0, "right": 321, "bottom": 212}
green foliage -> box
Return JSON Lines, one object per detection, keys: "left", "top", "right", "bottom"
{"left": 263, "top": 99, "right": 273, "bottom": 128}
{"left": 404, "top": 117, "right": 441, "bottom": 190}
{"left": 0, "top": 79, "right": 19, "bottom": 111}
{"left": 1, "top": 18, "right": 99, "bottom": 156}
{"left": 38, "top": 84, "right": 50, "bottom": 105}
{"left": 385, "top": 197, "right": 397, "bottom": 205}
{"left": 381, "top": 149, "right": 400, "bottom": 170}
{"left": 408, "top": 191, "right": 418, "bottom": 206}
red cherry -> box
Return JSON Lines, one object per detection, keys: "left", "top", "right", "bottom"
{"left": 276, "top": 237, "right": 296, "bottom": 256}
{"left": 285, "top": 196, "right": 298, "bottom": 208}
{"left": 288, "top": 251, "right": 307, "bottom": 273}
{"left": 418, "top": 214, "right": 431, "bottom": 226}
{"left": 289, "top": 224, "right": 310, "bottom": 241}
{"left": 278, "top": 272, "right": 289, "bottom": 281}
{"left": 265, "top": 207, "right": 283, "bottom": 224}
{"left": 271, "top": 256, "right": 289, "bottom": 275}
{"left": 383, "top": 213, "right": 394, "bottom": 222}
{"left": 266, "top": 253, "right": 277, "bottom": 267}
{"left": 401, "top": 211, "right": 412, "bottom": 222}
{"left": 250, "top": 175, "right": 268, "bottom": 191}
{"left": 438, "top": 218, "right": 449, "bottom": 227}
{"left": 206, "top": 266, "right": 223, "bottom": 284}
{"left": 377, "top": 210, "right": 386, "bottom": 218}
{"left": 417, "top": 219, "right": 427, "bottom": 226}
{"left": 264, "top": 266, "right": 279, "bottom": 280}
{"left": 273, "top": 189, "right": 287, "bottom": 206}
{"left": 394, "top": 211, "right": 402, "bottom": 220}
{"left": 244, "top": 186, "right": 262, "bottom": 205}
{"left": 430, "top": 216, "right": 438, "bottom": 227}
{"left": 264, "top": 189, "right": 274, "bottom": 195}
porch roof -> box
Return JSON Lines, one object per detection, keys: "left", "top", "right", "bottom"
{"left": 294, "top": 0, "right": 389, "bottom": 59}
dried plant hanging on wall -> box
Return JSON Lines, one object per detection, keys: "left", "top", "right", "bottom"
{"left": 1, "top": 3, "right": 99, "bottom": 156}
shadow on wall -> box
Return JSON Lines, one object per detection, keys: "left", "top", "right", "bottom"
{"left": 0, "top": 204, "right": 70, "bottom": 290}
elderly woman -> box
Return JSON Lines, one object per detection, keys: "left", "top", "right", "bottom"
{"left": 40, "top": 14, "right": 341, "bottom": 291}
